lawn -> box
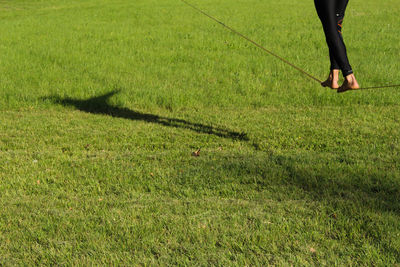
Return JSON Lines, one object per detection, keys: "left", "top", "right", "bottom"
{"left": 0, "top": 0, "right": 399, "bottom": 265}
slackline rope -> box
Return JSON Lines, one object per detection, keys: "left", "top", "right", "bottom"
{"left": 180, "top": 0, "right": 400, "bottom": 91}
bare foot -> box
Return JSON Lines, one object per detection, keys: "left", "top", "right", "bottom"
{"left": 337, "top": 74, "right": 360, "bottom": 93}
{"left": 321, "top": 69, "right": 339, "bottom": 89}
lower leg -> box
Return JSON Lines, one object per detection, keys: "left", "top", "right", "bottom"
{"left": 318, "top": 0, "right": 353, "bottom": 78}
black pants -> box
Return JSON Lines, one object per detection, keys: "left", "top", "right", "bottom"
{"left": 315, "top": 0, "right": 353, "bottom": 77}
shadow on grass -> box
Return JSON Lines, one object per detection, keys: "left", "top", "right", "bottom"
{"left": 182, "top": 153, "right": 400, "bottom": 258}
{"left": 275, "top": 155, "right": 400, "bottom": 213}
{"left": 43, "top": 90, "right": 248, "bottom": 141}
{"left": 192, "top": 153, "right": 400, "bottom": 214}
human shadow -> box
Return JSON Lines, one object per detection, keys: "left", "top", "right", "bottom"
{"left": 43, "top": 90, "right": 248, "bottom": 141}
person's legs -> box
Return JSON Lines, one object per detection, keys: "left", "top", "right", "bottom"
{"left": 315, "top": 0, "right": 359, "bottom": 91}
{"left": 336, "top": 0, "right": 349, "bottom": 19}
{"left": 315, "top": 0, "right": 340, "bottom": 88}
{"left": 320, "top": 0, "right": 353, "bottom": 76}
{"left": 335, "top": 0, "right": 359, "bottom": 92}
{"left": 332, "top": 0, "right": 348, "bottom": 68}
{"left": 329, "top": 0, "right": 348, "bottom": 71}
{"left": 322, "top": 0, "right": 347, "bottom": 89}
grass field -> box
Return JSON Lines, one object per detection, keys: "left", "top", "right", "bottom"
{"left": 1, "top": 0, "right": 400, "bottom": 265}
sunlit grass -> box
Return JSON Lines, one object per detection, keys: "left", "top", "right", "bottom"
{"left": 0, "top": 0, "right": 399, "bottom": 265}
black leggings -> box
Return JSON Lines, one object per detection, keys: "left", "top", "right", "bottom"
{"left": 314, "top": 0, "right": 353, "bottom": 77}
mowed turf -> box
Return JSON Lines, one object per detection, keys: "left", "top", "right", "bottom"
{"left": 1, "top": 0, "right": 400, "bottom": 265}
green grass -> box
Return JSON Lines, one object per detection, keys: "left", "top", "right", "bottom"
{"left": 1, "top": 0, "right": 400, "bottom": 265}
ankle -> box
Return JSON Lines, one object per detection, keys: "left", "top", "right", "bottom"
{"left": 345, "top": 74, "right": 354, "bottom": 84}
{"left": 331, "top": 69, "right": 339, "bottom": 81}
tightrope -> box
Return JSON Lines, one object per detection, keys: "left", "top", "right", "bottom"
{"left": 180, "top": 0, "right": 322, "bottom": 83}
{"left": 180, "top": 0, "right": 400, "bottom": 91}
{"left": 357, "top": 84, "right": 400, "bottom": 90}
